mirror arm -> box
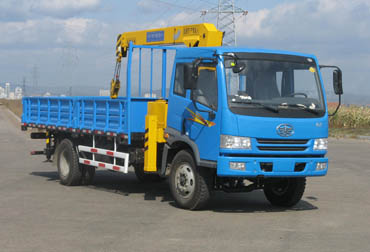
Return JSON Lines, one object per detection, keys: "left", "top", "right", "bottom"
{"left": 319, "top": 65, "right": 341, "bottom": 71}
{"left": 191, "top": 93, "right": 216, "bottom": 120}
{"left": 192, "top": 58, "right": 201, "bottom": 79}
{"left": 328, "top": 94, "right": 341, "bottom": 117}
{"left": 320, "top": 64, "right": 343, "bottom": 116}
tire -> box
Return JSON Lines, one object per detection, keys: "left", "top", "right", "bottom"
{"left": 56, "top": 138, "right": 82, "bottom": 186}
{"left": 80, "top": 165, "right": 95, "bottom": 185}
{"left": 263, "top": 177, "right": 306, "bottom": 207}
{"left": 169, "top": 150, "right": 212, "bottom": 210}
{"left": 133, "top": 164, "right": 162, "bottom": 183}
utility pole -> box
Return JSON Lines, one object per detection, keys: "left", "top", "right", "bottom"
{"left": 32, "top": 65, "right": 39, "bottom": 88}
{"left": 22, "top": 76, "right": 26, "bottom": 96}
{"left": 201, "top": 0, "right": 248, "bottom": 46}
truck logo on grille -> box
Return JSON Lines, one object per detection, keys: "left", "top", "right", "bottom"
{"left": 276, "top": 124, "right": 294, "bottom": 137}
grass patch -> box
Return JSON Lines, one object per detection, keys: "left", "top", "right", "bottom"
{"left": 329, "top": 105, "right": 370, "bottom": 128}
{"left": 329, "top": 128, "right": 370, "bottom": 138}
{"left": 329, "top": 105, "right": 370, "bottom": 138}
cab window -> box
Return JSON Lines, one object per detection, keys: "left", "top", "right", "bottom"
{"left": 173, "top": 63, "right": 186, "bottom": 97}
{"left": 193, "top": 67, "right": 218, "bottom": 110}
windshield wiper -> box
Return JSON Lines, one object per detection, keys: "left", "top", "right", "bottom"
{"left": 279, "top": 103, "right": 320, "bottom": 115}
{"left": 231, "top": 99, "right": 279, "bottom": 113}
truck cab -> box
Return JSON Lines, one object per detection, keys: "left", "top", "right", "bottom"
{"left": 165, "top": 47, "right": 342, "bottom": 209}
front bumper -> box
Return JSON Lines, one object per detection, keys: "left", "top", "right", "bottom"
{"left": 217, "top": 156, "right": 328, "bottom": 177}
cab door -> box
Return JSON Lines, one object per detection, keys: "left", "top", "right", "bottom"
{"left": 167, "top": 62, "right": 221, "bottom": 162}
{"left": 184, "top": 66, "right": 221, "bottom": 161}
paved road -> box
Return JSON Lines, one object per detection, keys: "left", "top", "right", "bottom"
{"left": 1, "top": 105, "right": 370, "bottom": 252}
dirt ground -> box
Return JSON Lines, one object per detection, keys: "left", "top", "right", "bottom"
{"left": 0, "top": 99, "right": 22, "bottom": 118}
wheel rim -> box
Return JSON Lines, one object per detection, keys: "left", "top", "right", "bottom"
{"left": 270, "top": 179, "right": 290, "bottom": 196}
{"left": 175, "top": 163, "right": 195, "bottom": 199}
{"left": 59, "top": 150, "right": 70, "bottom": 178}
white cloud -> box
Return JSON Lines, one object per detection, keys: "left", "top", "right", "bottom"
{"left": 33, "top": 0, "right": 101, "bottom": 17}
{"left": 0, "top": 0, "right": 101, "bottom": 21}
{"left": 36, "top": 0, "right": 100, "bottom": 10}
{"left": 239, "top": 8, "right": 271, "bottom": 38}
{"left": 0, "top": 17, "right": 109, "bottom": 48}
{"left": 58, "top": 18, "right": 103, "bottom": 45}
{"left": 237, "top": 0, "right": 370, "bottom": 43}
{"left": 137, "top": 0, "right": 163, "bottom": 13}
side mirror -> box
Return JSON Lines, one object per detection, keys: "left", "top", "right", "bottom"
{"left": 333, "top": 69, "right": 343, "bottom": 95}
{"left": 184, "top": 64, "right": 197, "bottom": 90}
{"left": 232, "top": 62, "right": 246, "bottom": 73}
{"left": 319, "top": 65, "right": 343, "bottom": 116}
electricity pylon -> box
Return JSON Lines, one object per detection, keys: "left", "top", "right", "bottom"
{"left": 201, "top": 0, "right": 248, "bottom": 46}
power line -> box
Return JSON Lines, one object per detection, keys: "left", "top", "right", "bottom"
{"left": 22, "top": 77, "right": 26, "bottom": 96}
{"left": 147, "top": 0, "right": 210, "bottom": 27}
{"left": 201, "top": 0, "right": 248, "bottom": 46}
{"left": 198, "top": 0, "right": 216, "bottom": 5}
{"left": 32, "top": 65, "right": 39, "bottom": 87}
{"left": 154, "top": 0, "right": 199, "bottom": 11}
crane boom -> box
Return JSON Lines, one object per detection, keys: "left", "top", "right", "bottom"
{"left": 110, "top": 23, "right": 223, "bottom": 98}
{"left": 116, "top": 23, "right": 223, "bottom": 58}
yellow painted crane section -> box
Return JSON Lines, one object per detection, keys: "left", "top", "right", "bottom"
{"left": 110, "top": 23, "right": 223, "bottom": 99}
{"left": 116, "top": 23, "right": 223, "bottom": 58}
{"left": 144, "top": 100, "right": 168, "bottom": 173}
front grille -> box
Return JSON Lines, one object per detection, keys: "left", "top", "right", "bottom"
{"left": 257, "top": 139, "right": 308, "bottom": 144}
{"left": 256, "top": 138, "right": 309, "bottom": 152}
{"left": 257, "top": 146, "right": 307, "bottom": 151}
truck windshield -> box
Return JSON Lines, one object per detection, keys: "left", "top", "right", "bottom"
{"left": 224, "top": 53, "right": 325, "bottom": 118}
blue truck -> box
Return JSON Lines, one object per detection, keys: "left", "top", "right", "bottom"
{"left": 21, "top": 24, "right": 343, "bottom": 210}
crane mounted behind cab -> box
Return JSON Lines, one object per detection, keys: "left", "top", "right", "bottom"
{"left": 22, "top": 22, "right": 343, "bottom": 210}
{"left": 110, "top": 23, "right": 223, "bottom": 98}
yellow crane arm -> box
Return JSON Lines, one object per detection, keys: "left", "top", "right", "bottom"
{"left": 116, "top": 23, "right": 223, "bottom": 58}
{"left": 110, "top": 23, "right": 223, "bottom": 98}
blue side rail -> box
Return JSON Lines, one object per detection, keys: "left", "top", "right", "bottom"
{"left": 22, "top": 44, "right": 175, "bottom": 144}
{"left": 22, "top": 96, "right": 157, "bottom": 142}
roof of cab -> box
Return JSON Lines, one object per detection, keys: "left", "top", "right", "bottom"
{"left": 175, "top": 46, "right": 317, "bottom": 61}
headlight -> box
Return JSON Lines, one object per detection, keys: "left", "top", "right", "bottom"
{"left": 220, "top": 135, "right": 251, "bottom": 149}
{"left": 314, "top": 138, "right": 328, "bottom": 150}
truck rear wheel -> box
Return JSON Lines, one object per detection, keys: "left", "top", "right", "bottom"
{"left": 56, "top": 139, "right": 82, "bottom": 186}
{"left": 169, "top": 150, "right": 212, "bottom": 210}
{"left": 263, "top": 177, "right": 306, "bottom": 207}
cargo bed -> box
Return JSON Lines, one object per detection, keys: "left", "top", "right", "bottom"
{"left": 22, "top": 96, "right": 158, "bottom": 142}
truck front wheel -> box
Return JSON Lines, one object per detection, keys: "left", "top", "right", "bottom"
{"left": 263, "top": 177, "right": 306, "bottom": 207}
{"left": 169, "top": 150, "right": 212, "bottom": 210}
{"left": 56, "top": 139, "right": 82, "bottom": 186}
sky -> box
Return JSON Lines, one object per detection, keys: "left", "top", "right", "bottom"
{"left": 0, "top": 0, "right": 369, "bottom": 103}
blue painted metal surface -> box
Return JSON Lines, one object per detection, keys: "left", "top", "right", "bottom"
{"left": 139, "top": 48, "right": 142, "bottom": 96}
{"left": 217, "top": 156, "right": 328, "bottom": 177}
{"left": 150, "top": 48, "right": 153, "bottom": 97}
{"left": 167, "top": 46, "right": 329, "bottom": 178}
{"left": 126, "top": 42, "right": 133, "bottom": 143}
{"left": 22, "top": 96, "right": 156, "bottom": 135}
{"left": 162, "top": 49, "right": 167, "bottom": 98}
